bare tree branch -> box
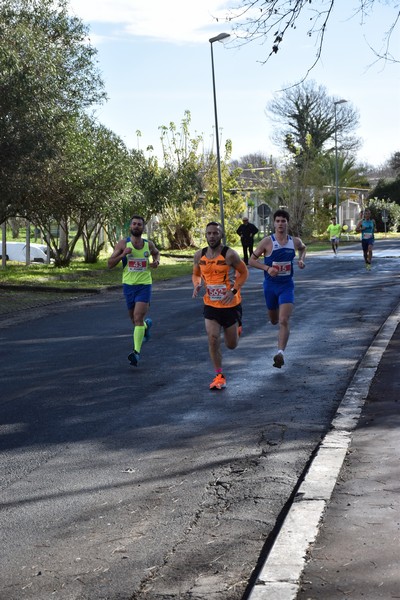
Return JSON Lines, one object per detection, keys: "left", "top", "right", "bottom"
{"left": 222, "top": 0, "right": 400, "bottom": 73}
{"left": 365, "top": 7, "right": 400, "bottom": 64}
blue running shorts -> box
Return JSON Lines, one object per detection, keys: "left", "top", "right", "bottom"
{"left": 263, "top": 279, "right": 294, "bottom": 311}
{"left": 123, "top": 284, "right": 152, "bottom": 309}
{"left": 361, "top": 238, "right": 374, "bottom": 252}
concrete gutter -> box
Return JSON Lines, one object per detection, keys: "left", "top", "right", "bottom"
{"left": 247, "top": 303, "right": 400, "bottom": 600}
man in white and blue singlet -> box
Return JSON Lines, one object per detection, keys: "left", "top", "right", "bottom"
{"left": 248, "top": 209, "right": 306, "bottom": 369}
{"left": 108, "top": 215, "right": 160, "bottom": 366}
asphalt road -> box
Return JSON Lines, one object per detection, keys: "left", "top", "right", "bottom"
{"left": 0, "top": 240, "right": 399, "bottom": 600}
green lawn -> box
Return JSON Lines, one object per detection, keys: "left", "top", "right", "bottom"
{"left": 1, "top": 235, "right": 396, "bottom": 291}
{"left": 0, "top": 255, "right": 193, "bottom": 290}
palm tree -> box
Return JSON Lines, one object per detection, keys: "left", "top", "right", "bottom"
{"left": 309, "top": 153, "right": 369, "bottom": 233}
{"left": 314, "top": 153, "right": 369, "bottom": 189}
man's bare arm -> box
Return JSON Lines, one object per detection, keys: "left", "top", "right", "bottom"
{"left": 108, "top": 240, "right": 130, "bottom": 269}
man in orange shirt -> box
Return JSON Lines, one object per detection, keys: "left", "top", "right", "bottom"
{"left": 192, "top": 222, "right": 248, "bottom": 390}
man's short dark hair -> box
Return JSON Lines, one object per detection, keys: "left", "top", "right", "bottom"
{"left": 206, "top": 221, "right": 223, "bottom": 233}
{"left": 273, "top": 209, "right": 290, "bottom": 221}
{"left": 130, "top": 215, "right": 145, "bottom": 225}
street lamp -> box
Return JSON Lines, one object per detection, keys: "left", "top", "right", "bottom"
{"left": 334, "top": 99, "right": 347, "bottom": 222}
{"left": 209, "top": 32, "right": 230, "bottom": 242}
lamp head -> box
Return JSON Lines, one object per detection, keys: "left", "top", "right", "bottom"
{"left": 209, "top": 32, "right": 230, "bottom": 44}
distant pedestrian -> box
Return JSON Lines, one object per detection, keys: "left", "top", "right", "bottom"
{"left": 355, "top": 208, "right": 376, "bottom": 271}
{"left": 236, "top": 217, "right": 259, "bottom": 265}
{"left": 192, "top": 222, "right": 248, "bottom": 390}
{"left": 248, "top": 209, "right": 306, "bottom": 369}
{"left": 108, "top": 215, "right": 160, "bottom": 366}
{"left": 326, "top": 216, "right": 342, "bottom": 256}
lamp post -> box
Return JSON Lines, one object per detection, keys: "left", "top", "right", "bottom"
{"left": 334, "top": 99, "right": 347, "bottom": 222}
{"left": 209, "top": 32, "right": 230, "bottom": 242}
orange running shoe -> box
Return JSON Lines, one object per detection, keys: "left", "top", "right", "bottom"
{"left": 209, "top": 373, "right": 227, "bottom": 390}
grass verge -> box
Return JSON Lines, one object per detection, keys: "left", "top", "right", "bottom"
{"left": 0, "top": 237, "right": 378, "bottom": 291}
{"left": 0, "top": 256, "right": 193, "bottom": 290}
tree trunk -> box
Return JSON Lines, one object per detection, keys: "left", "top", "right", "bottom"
{"left": 166, "top": 225, "right": 193, "bottom": 249}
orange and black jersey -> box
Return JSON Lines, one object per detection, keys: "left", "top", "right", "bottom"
{"left": 198, "top": 246, "right": 242, "bottom": 308}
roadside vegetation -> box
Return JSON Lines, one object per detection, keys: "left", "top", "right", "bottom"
{"left": 2, "top": 233, "right": 399, "bottom": 292}
{"left": 1, "top": 0, "right": 400, "bottom": 285}
{"left": 0, "top": 254, "right": 193, "bottom": 290}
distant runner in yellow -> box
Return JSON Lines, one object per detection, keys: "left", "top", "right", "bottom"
{"left": 326, "top": 216, "right": 342, "bottom": 256}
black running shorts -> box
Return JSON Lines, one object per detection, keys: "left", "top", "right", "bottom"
{"left": 203, "top": 304, "right": 242, "bottom": 329}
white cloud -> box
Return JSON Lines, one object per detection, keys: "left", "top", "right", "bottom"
{"left": 69, "top": 0, "right": 231, "bottom": 43}
{"left": 68, "top": 0, "right": 400, "bottom": 166}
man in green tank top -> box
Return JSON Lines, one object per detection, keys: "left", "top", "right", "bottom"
{"left": 108, "top": 215, "right": 160, "bottom": 366}
{"left": 326, "top": 216, "right": 342, "bottom": 256}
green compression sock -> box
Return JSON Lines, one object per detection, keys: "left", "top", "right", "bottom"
{"left": 133, "top": 325, "right": 145, "bottom": 353}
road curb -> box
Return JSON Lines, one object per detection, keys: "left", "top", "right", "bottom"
{"left": 247, "top": 302, "right": 400, "bottom": 600}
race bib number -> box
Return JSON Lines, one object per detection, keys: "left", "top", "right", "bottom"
{"left": 207, "top": 284, "right": 227, "bottom": 301}
{"left": 272, "top": 261, "right": 291, "bottom": 276}
{"left": 128, "top": 258, "right": 147, "bottom": 271}
{"left": 363, "top": 233, "right": 372, "bottom": 239}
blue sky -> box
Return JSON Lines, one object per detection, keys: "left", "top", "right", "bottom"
{"left": 69, "top": 0, "right": 400, "bottom": 167}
